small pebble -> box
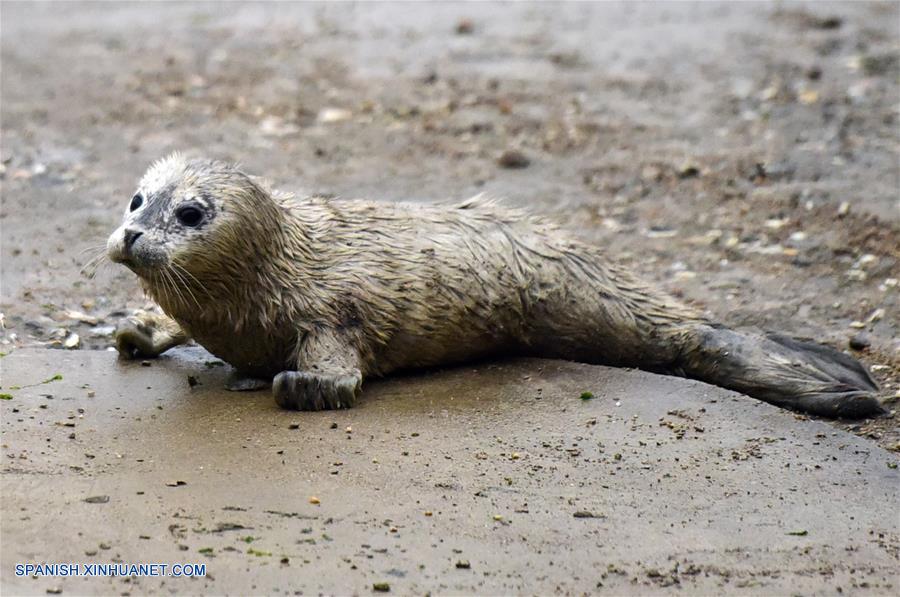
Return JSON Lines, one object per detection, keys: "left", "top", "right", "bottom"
{"left": 677, "top": 162, "right": 700, "bottom": 178}
{"left": 849, "top": 333, "right": 871, "bottom": 350}
{"left": 317, "top": 108, "right": 352, "bottom": 124}
{"left": 867, "top": 308, "right": 885, "bottom": 322}
{"left": 497, "top": 150, "right": 530, "bottom": 169}
{"left": 798, "top": 90, "right": 819, "bottom": 105}
{"left": 455, "top": 18, "right": 474, "bottom": 35}
{"left": 309, "top": 496, "right": 320, "bottom": 505}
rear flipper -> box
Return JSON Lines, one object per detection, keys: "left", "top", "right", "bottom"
{"left": 677, "top": 324, "right": 884, "bottom": 418}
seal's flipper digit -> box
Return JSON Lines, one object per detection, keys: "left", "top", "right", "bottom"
{"left": 273, "top": 326, "right": 363, "bottom": 410}
{"left": 760, "top": 333, "right": 883, "bottom": 418}
{"left": 764, "top": 332, "right": 879, "bottom": 392}
{"left": 115, "top": 319, "right": 156, "bottom": 359}
{"left": 679, "top": 325, "right": 885, "bottom": 418}
{"left": 114, "top": 310, "right": 188, "bottom": 359}
{"left": 272, "top": 370, "right": 360, "bottom": 411}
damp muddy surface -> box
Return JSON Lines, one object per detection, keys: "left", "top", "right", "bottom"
{"left": 1, "top": 2, "right": 899, "bottom": 590}
{"left": 3, "top": 1, "right": 897, "bottom": 447}
{"left": 2, "top": 348, "right": 898, "bottom": 595}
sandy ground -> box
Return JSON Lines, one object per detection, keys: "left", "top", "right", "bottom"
{"left": 2, "top": 348, "right": 899, "bottom": 595}
{"left": 1, "top": 1, "right": 899, "bottom": 593}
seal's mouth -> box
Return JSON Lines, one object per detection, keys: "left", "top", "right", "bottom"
{"left": 107, "top": 243, "right": 143, "bottom": 270}
{"left": 106, "top": 227, "right": 168, "bottom": 274}
{"left": 113, "top": 254, "right": 140, "bottom": 271}
{"left": 111, "top": 252, "right": 168, "bottom": 275}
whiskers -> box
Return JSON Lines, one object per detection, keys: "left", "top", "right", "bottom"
{"left": 79, "top": 245, "right": 111, "bottom": 279}
{"left": 168, "top": 263, "right": 203, "bottom": 309}
{"left": 79, "top": 242, "right": 212, "bottom": 311}
{"left": 152, "top": 262, "right": 212, "bottom": 311}
{"left": 152, "top": 268, "right": 187, "bottom": 310}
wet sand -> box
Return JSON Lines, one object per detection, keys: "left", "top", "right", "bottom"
{"left": 1, "top": 2, "right": 899, "bottom": 593}
{"left": 2, "top": 347, "right": 898, "bottom": 594}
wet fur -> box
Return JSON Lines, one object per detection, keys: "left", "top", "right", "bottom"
{"left": 109, "top": 155, "right": 883, "bottom": 418}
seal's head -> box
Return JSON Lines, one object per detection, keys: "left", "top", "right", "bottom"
{"left": 107, "top": 153, "right": 277, "bottom": 277}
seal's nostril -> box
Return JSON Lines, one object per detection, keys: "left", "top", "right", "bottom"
{"left": 123, "top": 229, "right": 143, "bottom": 251}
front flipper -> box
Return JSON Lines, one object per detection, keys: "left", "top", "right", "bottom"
{"left": 115, "top": 310, "right": 188, "bottom": 359}
{"left": 679, "top": 325, "right": 884, "bottom": 418}
{"left": 273, "top": 370, "right": 361, "bottom": 410}
{"left": 272, "top": 326, "right": 364, "bottom": 411}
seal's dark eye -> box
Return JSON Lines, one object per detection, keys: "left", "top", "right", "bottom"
{"left": 129, "top": 194, "right": 143, "bottom": 211}
{"left": 175, "top": 206, "right": 203, "bottom": 227}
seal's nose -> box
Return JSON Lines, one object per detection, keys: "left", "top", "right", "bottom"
{"left": 123, "top": 229, "right": 143, "bottom": 252}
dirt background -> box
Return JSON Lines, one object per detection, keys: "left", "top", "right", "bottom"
{"left": 1, "top": 1, "right": 898, "bottom": 449}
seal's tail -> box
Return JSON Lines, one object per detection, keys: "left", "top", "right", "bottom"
{"left": 673, "top": 324, "right": 884, "bottom": 418}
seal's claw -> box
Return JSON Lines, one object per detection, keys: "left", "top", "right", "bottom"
{"left": 273, "top": 370, "right": 361, "bottom": 411}
{"left": 114, "top": 311, "right": 189, "bottom": 359}
{"left": 114, "top": 318, "right": 156, "bottom": 359}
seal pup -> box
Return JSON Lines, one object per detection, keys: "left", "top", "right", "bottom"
{"left": 106, "top": 154, "right": 883, "bottom": 418}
